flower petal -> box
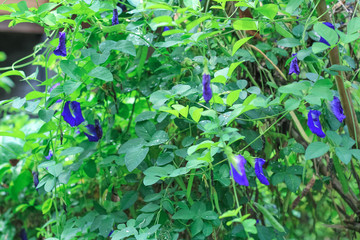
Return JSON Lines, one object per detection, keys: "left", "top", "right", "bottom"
{"left": 307, "top": 109, "right": 326, "bottom": 138}
{"left": 330, "top": 96, "right": 346, "bottom": 123}
{"left": 289, "top": 53, "right": 300, "bottom": 75}
{"left": 229, "top": 155, "right": 249, "bottom": 186}
{"left": 20, "top": 228, "right": 28, "bottom": 240}
{"left": 54, "top": 32, "right": 67, "bottom": 57}
{"left": 254, "top": 158, "right": 269, "bottom": 185}
{"left": 32, "top": 171, "right": 39, "bottom": 189}
{"left": 202, "top": 73, "right": 212, "bottom": 103}
{"left": 84, "top": 120, "right": 103, "bottom": 142}
{"left": 61, "top": 101, "right": 85, "bottom": 127}
{"left": 112, "top": 9, "right": 119, "bottom": 25}
{"left": 45, "top": 150, "right": 53, "bottom": 160}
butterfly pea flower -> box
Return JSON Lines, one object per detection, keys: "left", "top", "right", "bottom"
{"left": 32, "top": 171, "right": 39, "bottom": 191}
{"left": 288, "top": 53, "right": 300, "bottom": 75}
{"left": 112, "top": 9, "right": 119, "bottom": 26}
{"left": 62, "top": 101, "right": 85, "bottom": 127}
{"left": 202, "top": 73, "right": 212, "bottom": 103}
{"left": 331, "top": 96, "right": 346, "bottom": 123}
{"left": 53, "top": 32, "right": 67, "bottom": 57}
{"left": 319, "top": 22, "right": 335, "bottom": 46}
{"left": 84, "top": 119, "right": 103, "bottom": 142}
{"left": 20, "top": 228, "right": 28, "bottom": 240}
{"left": 229, "top": 154, "right": 249, "bottom": 186}
{"left": 307, "top": 109, "right": 326, "bottom": 138}
{"left": 45, "top": 150, "right": 53, "bottom": 160}
{"left": 254, "top": 158, "right": 269, "bottom": 185}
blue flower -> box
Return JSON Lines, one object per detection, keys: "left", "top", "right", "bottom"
{"left": 319, "top": 22, "right": 335, "bottom": 46}
{"left": 20, "top": 228, "right": 28, "bottom": 240}
{"left": 45, "top": 150, "right": 53, "bottom": 160}
{"left": 330, "top": 96, "right": 346, "bottom": 123}
{"left": 307, "top": 109, "right": 326, "bottom": 138}
{"left": 108, "top": 230, "right": 114, "bottom": 237}
{"left": 112, "top": 9, "right": 119, "bottom": 26}
{"left": 229, "top": 154, "right": 249, "bottom": 186}
{"left": 254, "top": 158, "right": 269, "bottom": 185}
{"left": 54, "top": 32, "right": 67, "bottom": 57}
{"left": 32, "top": 171, "right": 39, "bottom": 190}
{"left": 163, "top": 26, "right": 170, "bottom": 31}
{"left": 61, "top": 101, "right": 85, "bottom": 127}
{"left": 288, "top": 53, "right": 300, "bottom": 75}
{"left": 202, "top": 73, "right": 212, "bottom": 103}
{"left": 84, "top": 119, "right": 103, "bottom": 142}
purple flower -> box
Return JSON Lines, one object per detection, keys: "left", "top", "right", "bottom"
{"left": 330, "top": 96, "right": 346, "bottom": 123}
{"left": 254, "top": 158, "right": 269, "bottom": 185}
{"left": 163, "top": 26, "right": 170, "bottom": 31}
{"left": 45, "top": 150, "right": 53, "bottom": 160}
{"left": 108, "top": 230, "right": 114, "bottom": 237}
{"left": 112, "top": 9, "right": 119, "bottom": 26}
{"left": 319, "top": 22, "right": 335, "bottom": 46}
{"left": 288, "top": 53, "right": 300, "bottom": 75}
{"left": 20, "top": 228, "right": 28, "bottom": 240}
{"left": 61, "top": 101, "right": 85, "bottom": 127}
{"left": 307, "top": 109, "right": 326, "bottom": 138}
{"left": 202, "top": 73, "right": 212, "bottom": 103}
{"left": 84, "top": 119, "right": 103, "bottom": 142}
{"left": 54, "top": 32, "right": 67, "bottom": 57}
{"left": 32, "top": 171, "right": 39, "bottom": 190}
{"left": 229, "top": 154, "right": 249, "bottom": 186}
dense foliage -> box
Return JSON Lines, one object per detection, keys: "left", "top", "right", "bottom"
{"left": 1, "top": 0, "right": 360, "bottom": 239}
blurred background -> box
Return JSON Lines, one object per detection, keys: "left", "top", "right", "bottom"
{"left": 0, "top": 0, "right": 48, "bottom": 100}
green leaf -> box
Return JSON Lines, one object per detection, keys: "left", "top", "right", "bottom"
{"left": 285, "top": 174, "right": 301, "bottom": 192}
{"left": 173, "top": 209, "right": 194, "bottom": 220}
{"left": 242, "top": 219, "right": 258, "bottom": 234}
{"left": 277, "top": 38, "right": 301, "bottom": 47}
{"left": 135, "top": 111, "right": 156, "bottom": 122}
{"left": 284, "top": 98, "right": 300, "bottom": 111}
{"left": 227, "top": 90, "right": 241, "bottom": 106}
{"left": 186, "top": 16, "right": 210, "bottom": 31}
{"left": 286, "top": 0, "right": 304, "bottom": 14}
{"left": 347, "top": 17, "right": 360, "bottom": 34}
{"left": 125, "top": 147, "right": 149, "bottom": 172}
{"left": 312, "top": 42, "right": 330, "bottom": 53}
{"left": 60, "top": 147, "right": 84, "bottom": 156}
{"left": 191, "top": 218, "right": 203, "bottom": 236}
{"left": 12, "top": 97, "right": 26, "bottom": 109}
{"left": 84, "top": 160, "right": 97, "bottom": 178}
{"left": 233, "top": 18, "right": 258, "bottom": 31}
{"left": 232, "top": 37, "right": 252, "bottom": 56}
{"left": 190, "top": 107, "right": 203, "bottom": 122}
{"left": 256, "top": 4, "right": 278, "bottom": 20}
{"left": 314, "top": 22, "right": 338, "bottom": 46}
{"left": 305, "top": 142, "right": 329, "bottom": 160}
{"left": 89, "top": 67, "right": 113, "bottom": 82}
{"left": 335, "top": 147, "right": 352, "bottom": 164}
{"left": 63, "top": 80, "right": 81, "bottom": 95}
{"left": 48, "top": 163, "right": 63, "bottom": 178}
{"left": 275, "top": 22, "right": 293, "bottom": 38}
{"left": 37, "top": 3, "right": 57, "bottom": 14}
{"left": 120, "top": 191, "right": 138, "bottom": 210}
{"left": 328, "top": 65, "right": 352, "bottom": 72}
{"left": 60, "top": 60, "right": 83, "bottom": 80}
{"left": 135, "top": 121, "right": 156, "bottom": 141}
{"left": 38, "top": 109, "right": 54, "bottom": 122}
{"left": 42, "top": 198, "right": 53, "bottom": 214}
{"left": 201, "top": 211, "right": 218, "bottom": 220}
{"left": 333, "top": 156, "right": 349, "bottom": 193}
{"left": 254, "top": 203, "right": 285, "bottom": 233}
